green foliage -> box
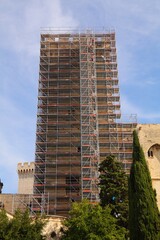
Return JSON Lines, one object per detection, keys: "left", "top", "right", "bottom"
{"left": 61, "top": 200, "right": 126, "bottom": 240}
{"left": 99, "top": 155, "right": 129, "bottom": 231}
{"left": 0, "top": 209, "right": 45, "bottom": 240}
{"left": 129, "top": 130, "right": 160, "bottom": 240}
{"left": 0, "top": 210, "right": 9, "bottom": 239}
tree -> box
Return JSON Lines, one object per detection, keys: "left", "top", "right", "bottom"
{"left": 0, "top": 209, "right": 46, "bottom": 240}
{"left": 129, "top": 130, "right": 160, "bottom": 240}
{"left": 61, "top": 200, "right": 126, "bottom": 240}
{"left": 98, "top": 155, "right": 129, "bottom": 231}
{"left": 0, "top": 210, "right": 9, "bottom": 239}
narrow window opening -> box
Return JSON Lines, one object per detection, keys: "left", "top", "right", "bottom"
{"left": 77, "top": 146, "right": 81, "bottom": 152}
{"left": 148, "top": 150, "right": 153, "bottom": 158}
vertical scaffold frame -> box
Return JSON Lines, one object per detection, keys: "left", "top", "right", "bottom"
{"left": 80, "top": 31, "right": 100, "bottom": 202}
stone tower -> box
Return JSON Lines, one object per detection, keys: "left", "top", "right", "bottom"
{"left": 33, "top": 29, "right": 136, "bottom": 215}
{"left": 17, "top": 162, "right": 35, "bottom": 194}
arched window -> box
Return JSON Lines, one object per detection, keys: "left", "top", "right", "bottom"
{"left": 147, "top": 144, "right": 160, "bottom": 158}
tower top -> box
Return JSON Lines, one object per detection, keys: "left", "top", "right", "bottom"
{"left": 40, "top": 27, "right": 115, "bottom": 35}
{"left": 17, "top": 162, "right": 35, "bottom": 174}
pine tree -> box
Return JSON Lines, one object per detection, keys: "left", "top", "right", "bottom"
{"left": 0, "top": 209, "right": 45, "bottom": 240}
{"left": 129, "top": 130, "right": 160, "bottom": 240}
{"left": 98, "top": 155, "right": 129, "bottom": 231}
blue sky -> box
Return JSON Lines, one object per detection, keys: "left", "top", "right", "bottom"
{"left": 1, "top": 0, "right": 160, "bottom": 193}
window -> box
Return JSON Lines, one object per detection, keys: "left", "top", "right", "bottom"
{"left": 148, "top": 150, "right": 153, "bottom": 157}
{"left": 77, "top": 146, "right": 81, "bottom": 152}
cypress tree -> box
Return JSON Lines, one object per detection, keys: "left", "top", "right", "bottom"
{"left": 129, "top": 130, "right": 160, "bottom": 240}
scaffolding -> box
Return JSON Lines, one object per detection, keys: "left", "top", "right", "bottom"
{"left": 33, "top": 29, "right": 137, "bottom": 216}
{"left": 0, "top": 194, "right": 49, "bottom": 216}
{"left": 80, "top": 32, "right": 100, "bottom": 201}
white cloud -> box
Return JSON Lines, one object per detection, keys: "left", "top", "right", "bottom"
{"left": 0, "top": 0, "right": 78, "bottom": 56}
{"left": 145, "top": 79, "right": 156, "bottom": 85}
{"left": 0, "top": 0, "right": 79, "bottom": 193}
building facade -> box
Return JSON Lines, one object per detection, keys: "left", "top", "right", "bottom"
{"left": 137, "top": 124, "right": 160, "bottom": 209}
{"left": 33, "top": 29, "right": 136, "bottom": 215}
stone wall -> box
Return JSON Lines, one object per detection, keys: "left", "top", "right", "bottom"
{"left": 0, "top": 194, "right": 31, "bottom": 214}
{"left": 137, "top": 124, "right": 160, "bottom": 209}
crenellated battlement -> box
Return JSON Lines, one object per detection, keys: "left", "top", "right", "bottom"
{"left": 17, "top": 162, "right": 35, "bottom": 174}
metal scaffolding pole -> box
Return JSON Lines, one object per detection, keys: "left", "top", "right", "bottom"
{"left": 80, "top": 31, "right": 100, "bottom": 202}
